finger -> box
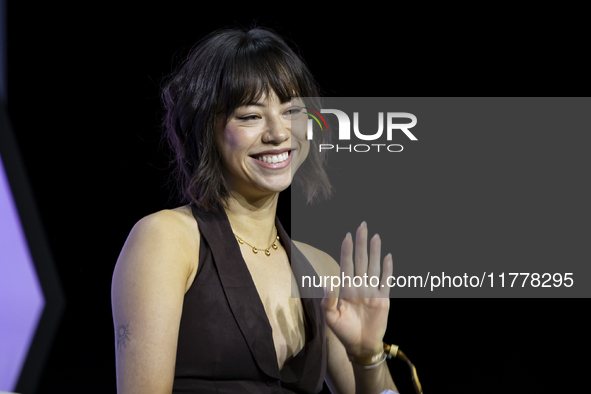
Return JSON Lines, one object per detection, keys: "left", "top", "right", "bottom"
{"left": 379, "top": 253, "right": 394, "bottom": 296}
{"left": 355, "top": 221, "right": 368, "bottom": 276}
{"left": 321, "top": 285, "right": 340, "bottom": 328}
{"left": 367, "top": 233, "right": 381, "bottom": 284}
{"left": 340, "top": 232, "right": 354, "bottom": 284}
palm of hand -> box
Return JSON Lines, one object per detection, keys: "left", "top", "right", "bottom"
{"left": 321, "top": 222, "right": 393, "bottom": 357}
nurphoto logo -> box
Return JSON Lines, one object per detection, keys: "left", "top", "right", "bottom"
{"left": 304, "top": 107, "right": 418, "bottom": 153}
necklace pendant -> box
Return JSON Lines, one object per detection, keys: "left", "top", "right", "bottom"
{"left": 234, "top": 228, "right": 278, "bottom": 258}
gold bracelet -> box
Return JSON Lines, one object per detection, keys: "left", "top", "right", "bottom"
{"left": 349, "top": 343, "right": 423, "bottom": 394}
{"left": 351, "top": 351, "right": 388, "bottom": 369}
{"left": 348, "top": 349, "right": 386, "bottom": 367}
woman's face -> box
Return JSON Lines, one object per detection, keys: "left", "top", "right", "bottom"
{"left": 216, "top": 91, "right": 309, "bottom": 199}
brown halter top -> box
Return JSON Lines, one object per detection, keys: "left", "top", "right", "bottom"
{"left": 172, "top": 203, "right": 327, "bottom": 393}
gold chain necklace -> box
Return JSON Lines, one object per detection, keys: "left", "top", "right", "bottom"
{"left": 234, "top": 228, "right": 280, "bottom": 256}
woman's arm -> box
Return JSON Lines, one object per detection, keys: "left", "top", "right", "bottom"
{"left": 294, "top": 240, "right": 398, "bottom": 394}
{"left": 321, "top": 223, "right": 398, "bottom": 394}
{"left": 111, "top": 210, "right": 198, "bottom": 394}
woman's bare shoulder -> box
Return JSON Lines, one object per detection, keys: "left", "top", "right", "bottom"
{"left": 167, "top": 204, "right": 198, "bottom": 226}
{"left": 116, "top": 204, "right": 200, "bottom": 292}
{"left": 292, "top": 240, "right": 340, "bottom": 278}
{"left": 132, "top": 205, "right": 199, "bottom": 250}
{"left": 138, "top": 204, "right": 198, "bottom": 239}
{"left": 152, "top": 204, "right": 198, "bottom": 231}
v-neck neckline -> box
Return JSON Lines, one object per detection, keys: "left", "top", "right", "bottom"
{"left": 230, "top": 215, "right": 314, "bottom": 371}
{"left": 189, "top": 203, "right": 326, "bottom": 385}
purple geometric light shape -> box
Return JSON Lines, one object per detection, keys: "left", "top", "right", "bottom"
{"left": 0, "top": 150, "right": 45, "bottom": 392}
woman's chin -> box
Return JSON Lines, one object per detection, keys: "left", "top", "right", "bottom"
{"left": 230, "top": 179, "right": 292, "bottom": 201}
{"left": 260, "top": 179, "right": 292, "bottom": 195}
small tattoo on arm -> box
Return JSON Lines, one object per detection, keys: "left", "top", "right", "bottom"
{"left": 116, "top": 322, "right": 131, "bottom": 351}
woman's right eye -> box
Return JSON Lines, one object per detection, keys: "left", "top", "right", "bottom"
{"left": 237, "top": 115, "right": 260, "bottom": 120}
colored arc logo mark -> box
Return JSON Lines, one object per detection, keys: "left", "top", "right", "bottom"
{"left": 302, "top": 107, "right": 329, "bottom": 132}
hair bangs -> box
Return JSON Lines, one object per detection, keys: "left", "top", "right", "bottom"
{"left": 218, "top": 39, "right": 318, "bottom": 120}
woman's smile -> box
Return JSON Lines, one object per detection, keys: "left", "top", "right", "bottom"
{"left": 250, "top": 148, "right": 292, "bottom": 169}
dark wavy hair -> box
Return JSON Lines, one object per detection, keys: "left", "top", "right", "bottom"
{"left": 160, "top": 26, "right": 332, "bottom": 212}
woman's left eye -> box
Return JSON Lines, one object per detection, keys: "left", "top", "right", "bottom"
{"left": 286, "top": 108, "right": 302, "bottom": 116}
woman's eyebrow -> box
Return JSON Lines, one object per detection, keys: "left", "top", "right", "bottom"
{"left": 242, "top": 101, "right": 266, "bottom": 107}
{"left": 240, "top": 99, "right": 296, "bottom": 108}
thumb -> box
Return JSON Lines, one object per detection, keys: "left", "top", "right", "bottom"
{"left": 321, "top": 285, "right": 339, "bottom": 326}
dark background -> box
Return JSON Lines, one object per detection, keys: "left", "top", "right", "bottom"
{"left": 5, "top": 3, "right": 589, "bottom": 393}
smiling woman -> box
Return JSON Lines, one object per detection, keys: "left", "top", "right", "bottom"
{"left": 111, "top": 26, "right": 399, "bottom": 394}
{"left": 159, "top": 27, "right": 331, "bottom": 212}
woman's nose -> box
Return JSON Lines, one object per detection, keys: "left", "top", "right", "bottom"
{"left": 263, "top": 116, "right": 290, "bottom": 144}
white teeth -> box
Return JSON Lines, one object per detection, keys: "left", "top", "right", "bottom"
{"left": 257, "top": 152, "right": 289, "bottom": 163}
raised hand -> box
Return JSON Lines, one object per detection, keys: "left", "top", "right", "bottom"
{"left": 321, "top": 221, "right": 393, "bottom": 358}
